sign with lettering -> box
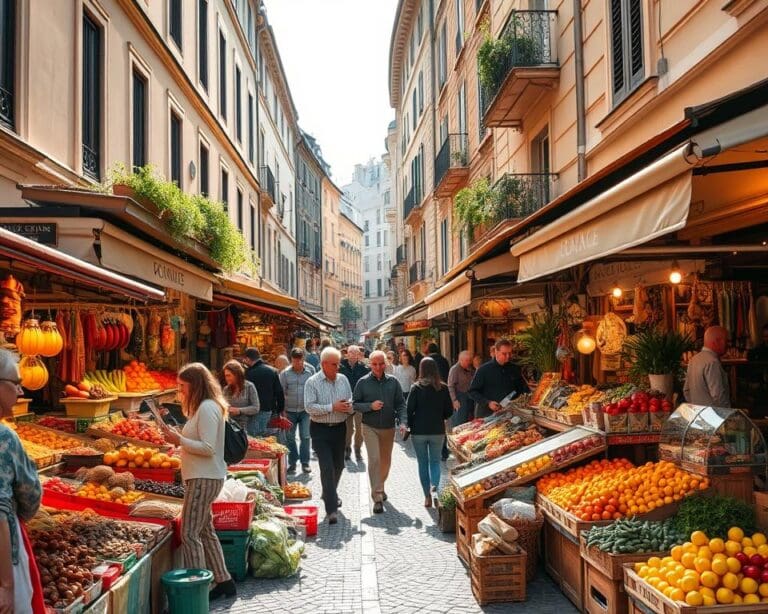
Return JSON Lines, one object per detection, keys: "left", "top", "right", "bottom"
{"left": 403, "top": 319, "right": 430, "bottom": 332}
{"left": 0, "top": 222, "right": 57, "bottom": 245}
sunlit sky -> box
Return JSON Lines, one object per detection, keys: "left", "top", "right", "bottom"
{"left": 265, "top": 0, "right": 399, "bottom": 185}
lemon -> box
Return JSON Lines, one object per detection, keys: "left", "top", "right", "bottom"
{"left": 712, "top": 553, "right": 727, "bottom": 563}
{"left": 691, "top": 531, "right": 708, "bottom": 547}
{"left": 702, "top": 595, "right": 716, "bottom": 606}
{"left": 725, "top": 540, "right": 742, "bottom": 556}
{"left": 697, "top": 546, "right": 712, "bottom": 560}
{"left": 671, "top": 545, "right": 683, "bottom": 561}
{"left": 744, "top": 594, "right": 761, "bottom": 604}
{"left": 722, "top": 572, "right": 739, "bottom": 590}
{"left": 681, "top": 552, "right": 697, "bottom": 570}
{"left": 741, "top": 577, "right": 759, "bottom": 594}
{"left": 716, "top": 587, "right": 734, "bottom": 604}
{"left": 638, "top": 565, "right": 650, "bottom": 578}
{"left": 726, "top": 557, "right": 742, "bottom": 573}
{"left": 694, "top": 557, "right": 711, "bottom": 573}
{"left": 680, "top": 575, "right": 699, "bottom": 592}
{"left": 682, "top": 541, "right": 698, "bottom": 554}
{"left": 700, "top": 587, "right": 715, "bottom": 599}
{"left": 685, "top": 591, "right": 703, "bottom": 606}
{"left": 728, "top": 527, "right": 745, "bottom": 542}
{"left": 752, "top": 532, "right": 767, "bottom": 547}
{"left": 709, "top": 538, "right": 725, "bottom": 553}
{"left": 700, "top": 571, "right": 719, "bottom": 588}
{"left": 669, "top": 587, "right": 685, "bottom": 602}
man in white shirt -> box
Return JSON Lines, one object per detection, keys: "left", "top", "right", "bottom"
{"left": 684, "top": 326, "right": 730, "bottom": 407}
{"left": 304, "top": 347, "right": 354, "bottom": 524}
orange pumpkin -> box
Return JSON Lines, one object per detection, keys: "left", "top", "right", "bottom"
{"left": 16, "top": 318, "right": 43, "bottom": 356}
{"left": 19, "top": 355, "right": 49, "bottom": 391}
{"left": 38, "top": 320, "right": 63, "bottom": 357}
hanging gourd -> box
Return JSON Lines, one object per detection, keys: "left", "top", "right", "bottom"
{"left": 16, "top": 318, "right": 43, "bottom": 356}
{"left": 19, "top": 355, "right": 49, "bottom": 391}
{"left": 39, "top": 319, "right": 64, "bottom": 357}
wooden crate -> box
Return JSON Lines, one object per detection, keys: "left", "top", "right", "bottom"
{"left": 629, "top": 597, "right": 654, "bottom": 614}
{"left": 543, "top": 516, "right": 584, "bottom": 611}
{"left": 623, "top": 565, "right": 767, "bottom": 614}
{"left": 579, "top": 534, "right": 666, "bottom": 582}
{"left": 469, "top": 534, "right": 526, "bottom": 606}
{"left": 584, "top": 559, "right": 629, "bottom": 614}
{"left": 456, "top": 504, "right": 489, "bottom": 565}
{"left": 708, "top": 472, "right": 754, "bottom": 506}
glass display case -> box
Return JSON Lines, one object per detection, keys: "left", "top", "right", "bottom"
{"left": 659, "top": 403, "right": 767, "bottom": 474}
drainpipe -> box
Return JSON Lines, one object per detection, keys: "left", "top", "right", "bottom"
{"left": 256, "top": 5, "right": 266, "bottom": 285}
{"left": 572, "top": 0, "right": 587, "bottom": 181}
{"left": 428, "top": 0, "right": 439, "bottom": 289}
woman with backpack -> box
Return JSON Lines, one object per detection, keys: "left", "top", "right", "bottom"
{"left": 159, "top": 362, "right": 236, "bottom": 600}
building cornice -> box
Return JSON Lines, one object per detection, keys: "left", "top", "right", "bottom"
{"left": 388, "top": 0, "right": 419, "bottom": 108}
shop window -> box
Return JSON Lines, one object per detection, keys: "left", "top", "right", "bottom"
{"left": 82, "top": 12, "right": 102, "bottom": 180}
{"left": 235, "top": 65, "right": 242, "bottom": 142}
{"left": 438, "top": 22, "right": 447, "bottom": 89}
{"left": 218, "top": 29, "right": 227, "bottom": 120}
{"left": 0, "top": 0, "right": 15, "bottom": 130}
{"left": 610, "top": 0, "right": 644, "bottom": 105}
{"left": 199, "top": 141, "right": 209, "bottom": 196}
{"left": 132, "top": 70, "right": 147, "bottom": 170}
{"left": 198, "top": 0, "right": 208, "bottom": 90}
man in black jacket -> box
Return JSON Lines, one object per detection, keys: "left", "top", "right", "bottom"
{"left": 468, "top": 338, "right": 529, "bottom": 419}
{"left": 243, "top": 348, "right": 285, "bottom": 436}
{"left": 427, "top": 342, "right": 450, "bottom": 383}
{"left": 339, "top": 345, "right": 370, "bottom": 460}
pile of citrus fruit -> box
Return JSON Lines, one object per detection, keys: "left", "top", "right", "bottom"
{"left": 537, "top": 459, "right": 709, "bottom": 521}
{"left": 635, "top": 527, "right": 768, "bottom": 605}
{"left": 517, "top": 454, "right": 552, "bottom": 477}
{"left": 75, "top": 482, "right": 144, "bottom": 506}
{"left": 102, "top": 446, "right": 180, "bottom": 470}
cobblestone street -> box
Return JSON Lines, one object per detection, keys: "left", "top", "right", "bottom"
{"left": 211, "top": 439, "right": 578, "bottom": 614}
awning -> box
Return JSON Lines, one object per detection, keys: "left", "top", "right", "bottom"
{"left": 425, "top": 274, "right": 472, "bottom": 319}
{"left": 212, "top": 292, "right": 297, "bottom": 319}
{"left": 217, "top": 274, "right": 300, "bottom": 310}
{"left": 473, "top": 252, "right": 520, "bottom": 281}
{"left": 0, "top": 226, "right": 165, "bottom": 301}
{"left": 511, "top": 143, "right": 696, "bottom": 283}
{"left": 370, "top": 300, "right": 426, "bottom": 335}
{"left": 297, "top": 310, "right": 338, "bottom": 332}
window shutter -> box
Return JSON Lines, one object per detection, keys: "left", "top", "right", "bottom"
{"left": 610, "top": 0, "right": 624, "bottom": 96}
{"left": 629, "top": 0, "right": 643, "bottom": 85}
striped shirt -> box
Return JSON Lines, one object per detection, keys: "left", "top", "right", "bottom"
{"left": 304, "top": 371, "right": 353, "bottom": 424}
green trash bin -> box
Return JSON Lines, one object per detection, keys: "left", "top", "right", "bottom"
{"left": 161, "top": 569, "right": 213, "bottom": 614}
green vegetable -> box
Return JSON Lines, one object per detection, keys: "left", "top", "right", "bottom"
{"left": 438, "top": 487, "right": 457, "bottom": 511}
{"left": 672, "top": 494, "right": 755, "bottom": 539}
{"left": 584, "top": 518, "right": 687, "bottom": 554}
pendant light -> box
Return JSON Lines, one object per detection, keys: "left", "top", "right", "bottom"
{"left": 669, "top": 261, "right": 682, "bottom": 285}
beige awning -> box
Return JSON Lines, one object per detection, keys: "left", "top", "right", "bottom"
{"left": 511, "top": 143, "right": 695, "bottom": 283}
{"left": 425, "top": 275, "right": 472, "bottom": 319}
{"left": 473, "top": 252, "right": 520, "bottom": 280}
{"left": 370, "top": 300, "right": 426, "bottom": 335}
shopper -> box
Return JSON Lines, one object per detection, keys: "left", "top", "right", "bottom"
{"left": 274, "top": 354, "right": 290, "bottom": 372}
{"left": 426, "top": 342, "right": 451, "bottom": 383}
{"left": 385, "top": 350, "right": 397, "bottom": 374}
{"left": 394, "top": 349, "right": 417, "bottom": 400}
{"left": 0, "top": 349, "right": 43, "bottom": 614}
{"left": 448, "top": 351, "right": 476, "bottom": 426}
{"left": 280, "top": 348, "right": 315, "bottom": 474}
{"left": 406, "top": 357, "right": 453, "bottom": 507}
{"left": 160, "top": 363, "right": 234, "bottom": 600}
{"left": 243, "top": 348, "right": 285, "bottom": 435}
{"left": 684, "top": 325, "right": 731, "bottom": 407}
{"left": 305, "top": 338, "right": 321, "bottom": 371}
{"left": 221, "top": 360, "right": 260, "bottom": 434}
{"left": 340, "top": 345, "right": 370, "bottom": 461}
{"left": 353, "top": 351, "right": 407, "bottom": 513}
{"left": 469, "top": 338, "right": 530, "bottom": 418}
{"left": 472, "top": 354, "right": 483, "bottom": 370}
{"left": 304, "top": 348, "right": 355, "bottom": 524}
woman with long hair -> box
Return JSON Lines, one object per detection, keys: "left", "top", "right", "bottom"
{"left": 394, "top": 349, "right": 416, "bottom": 399}
{"left": 222, "top": 360, "right": 260, "bottom": 433}
{"left": 406, "top": 357, "right": 453, "bottom": 507}
{"left": 159, "top": 363, "right": 235, "bottom": 600}
{"left": 385, "top": 350, "right": 396, "bottom": 374}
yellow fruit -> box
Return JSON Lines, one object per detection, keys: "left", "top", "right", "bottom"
{"left": 716, "top": 587, "right": 734, "bottom": 604}
{"left": 691, "top": 531, "right": 708, "bottom": 547}
{"left": 648, "top": 556, "right": 662, "bottom": 569}
{"left": 709, "top": 538, "right": 725, "bottom": 553}
{"left": 758, "top": 545, "right": 768, "bottom": 558}
{"left": 694, "top": 557, "right": 711, "bottom": 573}
{"left": 700, "top": 571, "right": 719, "bottom": 588}
{"left": 634, "top": 562, "right": 644, "bottom": 572}
{"left": 685, "top": 591, "right": 703, "bottom": 606}
{"left": 745, "top": 546, "right": 758, "bottom": 557}
{"left": 681, "top": 553, "right": 697, "bottom": 570}
{"left": 726, "top": 557, "right": 742, "bottom": 573}
{"left": 680, "top": 575, "right": 699, "bottom": 592}
{"left": 752, "top": 532, "right": 767, "bottom": 547}
{"left": 725, "top": 540, "right": 742, "bottom": 556}
{"left": 682, "top": 541, "right": 698, "bottom": 554}
{"left": 697, "top": 546, "right": 712, "bottom": 560}
{"left": 638, "top": 566, "right": 650, "bottom": 578}
{"left": 741, "top": 577, "right": 759, "bottom": 594}
{"left": 669, "top": 587, "right": 685, "bottom": 602}
{"left": 743, "top": 537, "right": 755, "bottom": 548}
{"left": 744, "top": 594, "right": 761, "bottom": 604}
{"left": 728, "top": 527, "right": 745, "bottom": 542}
{"left": 656, "top": 581, "right": 670, "bottom": 593}
{"left": 700, "top": 587, "right": 715, "bottom": 599}
{"left": 733, "top": 594, "right": 743, "bottom": 604}
{"left": 759, "top": 583, "right": 768, "bottom": 597}
{"left": 647, "top": 577, "right": 661, "bottom": 588}
{"left": 712, "top": 552, "right": 727, "bottom": 562}
{"left": 671, "top": 545, "right": 683, "bottom": 561}
{"left": 702, "top": 595, "right": 716, "bottom": 605}
{"left": 722, "top": 572, "right": 739, "bottom": 590}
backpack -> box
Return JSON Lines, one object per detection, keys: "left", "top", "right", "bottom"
{"left": 224, "top": 418, "right": 249, "bottom": 465}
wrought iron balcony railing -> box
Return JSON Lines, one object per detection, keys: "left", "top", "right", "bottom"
{"left": 434, "top": 133, "right": 469, "bottom": 190}
{"left": 409, "top": 260, "right": 425, "bottom": 285}
{"left": 396, "top": 244, "right": 407, "bottom": 265}
{"left": 258, "top": 166, "right": 278, "bottom": 204}
{"left": 0, "top": 85, "right": 13, "bottom": 129}
{"left": 403, "top": 185, "right": 419, "bottom": 220}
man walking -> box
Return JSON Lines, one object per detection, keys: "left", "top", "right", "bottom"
{"left": 353, "top": 350, "right": 406, "bottom": 513}
{"left": 304, "top": 347, "right": 354, "bottom": 525}
{"left": 279, "top": 347, "right": 315, "bottom": 474}
{"left": 684, "top": 325, "right": 730, "bottom": 407}
{"left": 468, "top": 338, "right": 529, "bottom": 418}
{"left": 427, "top": 342, "right": 451, "bottom": 383}
{"left": 340, "top": 345, "right": 370, "bottom": 461}
{"left": 243, "top": 348, "right": 285, "bottom": 435}
{"left": 448, "top": 350, "right": 476, "bottom": 426}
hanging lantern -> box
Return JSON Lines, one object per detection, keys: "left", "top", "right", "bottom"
{"left": 575, "top": 329, "right": 597, "bottom": 354}
{"left": 16, "top": 318, "right": 43, "bottom": 356}
{"left": 39, "top": 320, "right": 64, "bottom": 357}
{"left": 19, "top": 355, "right": 49, "bottom": 391}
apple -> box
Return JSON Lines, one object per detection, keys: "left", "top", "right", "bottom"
{"left": 744, "top": 565, "right": 762, "bottom": 580}
{"left": 761, "top": 570, "right": 768, "bottom": 583}
{"left": 751, "top": 554, "right": 765, "bottom": 567}
{"left": 736, "top": 552, "right": 750, "bottom": 565}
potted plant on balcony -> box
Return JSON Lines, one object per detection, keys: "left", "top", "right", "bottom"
{"left": 621, "top": 327, "right": 694, "bottom": 400}
{"left": 453, "top": 177, "right": 494, "bottom": 239}
{"left": 451, "top": 148, "right": 468, "bottom": 166}
{"left": 491, "top": 173, "right": 537, "bottom": 219}
{"left": 477, "top": 18, "right": 543, "bottom": 95}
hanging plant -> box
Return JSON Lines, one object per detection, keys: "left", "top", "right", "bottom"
{"left": 453, "top": 178, "right": 494, "bottom": 237}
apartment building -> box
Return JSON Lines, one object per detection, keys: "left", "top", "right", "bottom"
{"left": 343, "top": 159, "right": 393, "bottom": 331}
{"left": 339, "top": 196, "right": 364, "bottom": 339}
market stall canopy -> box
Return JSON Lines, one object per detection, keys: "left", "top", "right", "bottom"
{"left": 0, "top": 226, "right": 165, "bottom": 301}
{"left": 370, "top": 300, "right": 426, "bottom": 336}
{"left": 298, "top": 310, "right": 338, "bottom": 332}
{"left": 425, "top": 274, "right": 472, "bottom": 319}
{"left": 217, "top": 274, "right": 300, "bottom": 310}
{"left": 472, "top": 252, "right": 520, "bottom": 281}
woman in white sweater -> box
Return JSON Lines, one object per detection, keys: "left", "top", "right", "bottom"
{"left": 160, "top": 363, "right": 235, "bottom": 600}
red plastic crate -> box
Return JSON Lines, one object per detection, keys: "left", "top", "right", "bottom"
{"left": 211, "top": 500, "right": 256, "bottom": 530}
{"left": 227, "top": 458, "right": 272, "bottom": 472}
{"left": 41, "top": 489, "right": 135, "bottom": 516}
{"left": 284, "top": 504, "right": 318, "bottom": 537}
{"left": 114, "top": 466, "right": 178, "bottom": 482}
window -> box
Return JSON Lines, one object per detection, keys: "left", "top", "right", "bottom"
{"left": 412, "top": 90, "right": 417, "bottom": 129}
{"left": 197, "top": 0, "right": 208, "bottom": 90}
{"left": 365, "top": 280, "right": 370, "bottom": 297}
{"left": 235, "top": 65, "right": 242, "bottom": 141}
{"left": 438, "top": 22, "right": 447, "bottom": 89}
{"left": 250, "top": 202, "right": 256, "bottom": 251}
{"left": 377, "top": 279, "right": 382, "bottom": 297}
{"left": 378, "top": 304, "right": 383, "bottom": 319}
{"left": 236, "top": 188, "right": 243, "bottom": 230}
{"left": 218, "top": 30, "right": 226, "bottom": 119}
{"left": 132, "top": 70, "right": 147, "bottom": 169}
{"left": 366, "top": 305, "right": 371, "bottom": 321}
{"left": 418, "top": 72, "right": 424, "bottom": 114}
{"left": 0, "top": 0, "right": 16, "bottom": 129}
{"left": 82, "top": 13, "right": 101, "bottom": 180}
{"left": 377, "top": 254, "right": 382, "bottom": 271}
{"left": 364, "top": 256, "right": 369, "bottom": 272}
{"left": 248, "top": 92, "right": 254, "bottom": 163}
{"left": 441, "top": 218, "right": 449, "bottom": 275}
{"left": 458, "top": 81, "right": 467, "bottom": 136}
{"left": 376, "top": 231, "right": 381, "bottom": 247}
{"left": 375, "top": 210, "right": 380, "bottom": 225}
{"left": 220, "top": 167, "right": 229, "bottom": 209}
{"left": 170, "top": 110, "right": 182, "bottom": 186}
{"left": 383, "top": 230, "right": 388, "bottom": 246}
{"left": 610, "top": 0, "right": 644, "bottom": 103}
{"left": 169, "top": 0, "right": 182, "bottom": 50}
{"left": 199, "top": 141, "right": 209, "bottom": 195}
{"left": 455, "top": 0, "right": 464, "bottom": 54}
{"left": 259, "top": 127, "right": 265, "bottom": 166}
{"left": 364, "top": 220, "right": 369, "bottom": 231}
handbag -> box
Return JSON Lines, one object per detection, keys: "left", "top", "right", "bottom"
{"left": 224, "top": 418, "right": 249, "bottom": 465}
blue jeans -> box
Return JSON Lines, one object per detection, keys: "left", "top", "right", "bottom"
{"left": 411, "top": 434, "right": 443, "bottom": 497}
{"left": 286, "top": 411, "right": 311, "bottom": 466}
{"left": 247, "top": 411, "right": 271, "bottom": 437}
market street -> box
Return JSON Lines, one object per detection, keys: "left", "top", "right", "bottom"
{"left": 211, "top": 441, "right": 578, "bottom": 614}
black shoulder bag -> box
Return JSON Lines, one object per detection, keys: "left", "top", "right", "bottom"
{"left": 224, "top": 418, "right": 249, "bottom": 465}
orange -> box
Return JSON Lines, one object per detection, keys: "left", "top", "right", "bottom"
{"left": 722, "top": 572, "right": 739, "bottom": 590}
{"left": 728, "top": 527, "right": 745, "bottom": 542}
{"left": 725, "top": 540, "right": 742, "bottom": 556}
{"left": 716, "top": 587, "right": 734, "bottom": 604}
{"left": 752, "top": 532, "right": 767, "bottom": 547}
{"left": 741, "top": 577, "right": 759, "bottom": 594}
{"left": 671, "top": 546, "right": 684, "bottom": 562}
{"left": 711, "top": 558, "right": 729, "bottom": 576}
{"left": 669, "top": 588, "right": 685, "bottom": 602}
{"left": 691, "top": 531, "right": 708, "bottom": 547}
{"left": 744, "top": 594, "right": 761, "bottom": 604}
{"left": 685, "top": 591, "right": 703, "bottom": 606}
{"left": 759, "top": 583, "right": 768, "bottom": 597}
{"left": 681, "top": 553, "right": 697, "bottom": 570}
{"left": 743, "top": 537, "right": 755, "bottom": 548}
{"left": 709, "top": 538, "right": 725, "bottom": 553}
{"left": 700, "top": 571, "right": 718, "bottom": 588}
{"left": 680, "top": 575, "right": 699, "bottom": 592}
{"left": 694, "top": 558, "right": 711, "bottom": 573}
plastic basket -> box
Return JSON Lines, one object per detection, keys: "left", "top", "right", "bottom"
{"left": 60, "top": 397, "right": 116, "bottom": 418}
{"left": 284, "top": 504, "right": 319, "bottom": 537}
{"left": 211, "top": 499, "right": 256, "bottom": 530}
{"left": 216, "top": 530, "right": 251, "bottom": 581}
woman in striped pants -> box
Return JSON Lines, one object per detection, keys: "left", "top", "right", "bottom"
{"left": 160, "top": 363, "right": 235, "bottom": 600}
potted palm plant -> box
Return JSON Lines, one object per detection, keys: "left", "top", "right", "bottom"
{"left": 621, "top": 327, "right": 694, "bottom": 399}
{"left": 516, "top": 311, "right": 560, "bottom": 377}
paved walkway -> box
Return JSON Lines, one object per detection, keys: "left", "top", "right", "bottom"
{"left": 211, "top": 437, "right": 578, "bottom": 614}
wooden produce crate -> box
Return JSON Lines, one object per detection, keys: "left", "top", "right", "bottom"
{"left": 85, "top": 426, "right": 172, "bottom": 451}
{"left": 446, "top": 436, "right": 471, "bottom": 464}
{"left": 585, "top": 560, "right": 630, "bottom": 614}
{"left": 579, "top": 534, "right": 666, "bottom": 582}
{"left": 11, "top": 398, "right": 31, "bottom": 416}
{"left": 60, "top": 397, "right": 117, "bottom": 418}
{"left": 543, "top": 516, "right": 584, "bottom": 611}
{"left": 623, "top": 565, "right": 767, "bottom": 614}
{"left": 469, "top": 534, "right": 526, "bottom": 606}
{"left": 456, "top": 502, "right": 493, "bottom": 565}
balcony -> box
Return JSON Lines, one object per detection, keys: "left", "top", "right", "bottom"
{"left": 434, "top": 133, "right": 470, "bottom": 198}
{"left": 479, "top": 10, "right": 559, "bottom": 128}
{"left": 409, "top": 260, "right": 426, "bottom": 285}
{"left": 470, "top": 172, "right": 556, "bottom": 249}
{"left": 396, "top": 244, "right": 407, "bottom": 265}
{"left": 258, "top": 166, "right": 278, "bottom": 207}
{"left": 403, "top": 185, "right": 421, "bottom": 221}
